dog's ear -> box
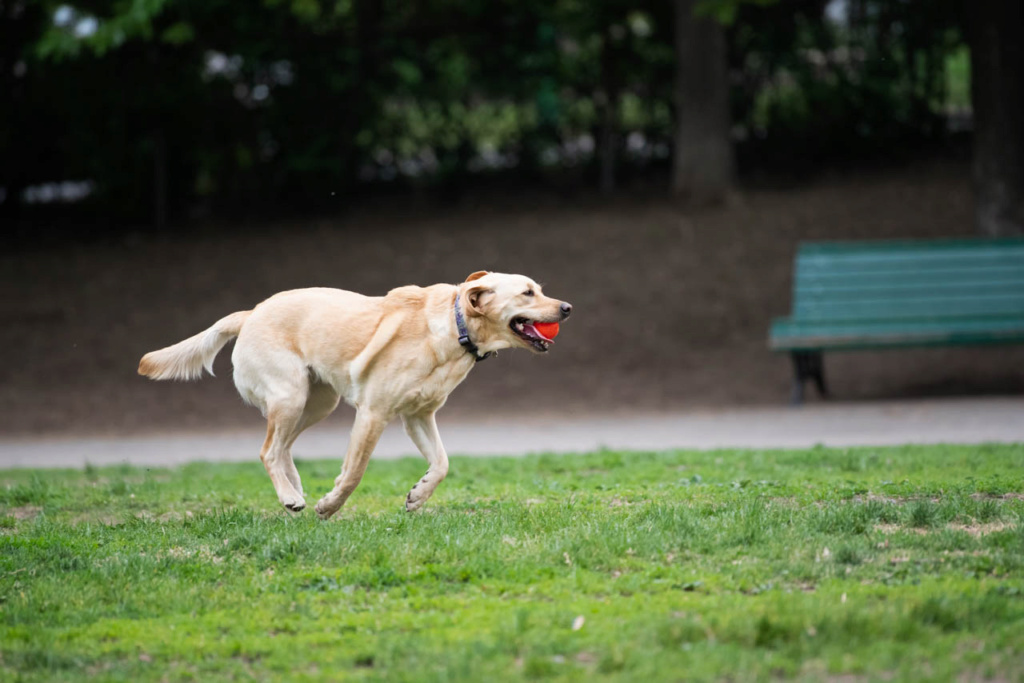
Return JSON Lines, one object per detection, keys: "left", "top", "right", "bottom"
{"left": 464, "top": 270, "right": 489, "bottom": 283}
{"left": 466, "top": 285, "right": 494, "bottom": 317}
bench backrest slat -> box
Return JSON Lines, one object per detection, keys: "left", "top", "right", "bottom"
{"left": 791, "top": 238, "right": 1024, "bottom": 323}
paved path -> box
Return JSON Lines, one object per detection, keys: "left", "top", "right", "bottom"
{"left": 1, "top": 397, "right": 1021, "bottom": 469}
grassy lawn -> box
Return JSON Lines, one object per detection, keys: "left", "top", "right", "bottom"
{"left": 2, "top": 444, "right": 1023, "bottom": 682}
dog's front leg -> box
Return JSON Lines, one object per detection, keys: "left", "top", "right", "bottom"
{"left": 314, "top": 408, "right": 388, "bottom": 520}
{"left": 401, "top": 411, "right": 449, "bottom": 512}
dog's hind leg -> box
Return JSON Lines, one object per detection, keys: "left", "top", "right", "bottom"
{"left": 401, "top": 411, "right": 449, "bottom": 512}
{"left": 285, "top": 379, "right": 341, "bottom": 495}
{"left": 260, "top": 398, "right": 311, "bottom": 511}
{"left": 259, "top": 412, "right": 307, "bottom": 511}
{"left": 313, "top": 407, "right": 388, "bottom": 520}
{"left": 251, "top": 358, "right": 316, "bottom": 512}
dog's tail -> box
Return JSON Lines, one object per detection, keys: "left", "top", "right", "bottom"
{"left": 138, "top": 310, "right": 252, "bottom": 381}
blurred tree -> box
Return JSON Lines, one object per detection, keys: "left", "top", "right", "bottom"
{"left": 0, "top": 0, "right": 53, "bottom": 228}
{"left": 968, "top": 0, "right": 1024, "bottom": 236}
{"left": 0, "top": 0, "right": 978, "bottom": 235}
{"left": 672, "top": 0, "right": 734, "bottom": 202}
{"left": 731, "top": 0, "right": 965, "bottom": 169}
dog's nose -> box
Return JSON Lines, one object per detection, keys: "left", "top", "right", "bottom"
{"left": 560, "top": 302, "right": 573, "bottom": 319}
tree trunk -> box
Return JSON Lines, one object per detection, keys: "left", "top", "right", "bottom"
{"left": 153, "top": 129, "right": 168, "bottom": 230}
{"left": 598, "top": 26, "right": 622, "bottom": 194}
{"left": 0, "top": 1, "right": 35, "bottom": 228}
{"left": 671, "top": 0, "right": 734, "bottom": 203}
{"left": 968, "top": 0, "right": 1024, "bottom": 236}
{"left": 337, "top": 0, "right": 382, "bottom": 183}
{"left": 598, "top": 98, "right": 618, "bottom": 193}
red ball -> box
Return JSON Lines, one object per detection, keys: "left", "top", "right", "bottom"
{"left": 534, "top": 321, "right": 560, "bottom": 339}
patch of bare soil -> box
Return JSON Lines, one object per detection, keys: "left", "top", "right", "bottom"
{"left": 947, "top": 522, "right": 1015, "bottom": 537}
{"left": 874, "top": 524, "right": 931, "bottom": 535}
{"left": 6, "top": 505, "right": 42, "bottom": 520}
{"left": 3, "top": 161, "right": 1023, "bottom": 437}
{"left": 874, "top": 522, "right": 1016, "bottom": 536}
{"left": 971, "top": 493, "right": 1024, "bottom": 501}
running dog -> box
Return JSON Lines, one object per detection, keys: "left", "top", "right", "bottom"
{"left": 138, "top": 271, "right": 572, "bottom": 519}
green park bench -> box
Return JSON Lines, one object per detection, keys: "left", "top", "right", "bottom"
{"left": 769, "top": 237, "right": 1024, "bottom": 404}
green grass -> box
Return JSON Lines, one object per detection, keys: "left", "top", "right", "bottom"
{"left": 2, "top": 444, "right": 1024, "bottom": 682}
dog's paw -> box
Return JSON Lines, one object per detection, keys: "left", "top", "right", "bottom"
{"left": 314, "top": 497, "right": 338, "bottom": 521}
{"left": 405, "top": 490, "right": 425, "bottom": 512}
{"left": 279, "top": 492, "right": 306, "bottom": 512}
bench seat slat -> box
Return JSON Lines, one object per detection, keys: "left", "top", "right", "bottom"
{"left": 770, "top": 317, "right": 1024, "bottom": 351}
{"left": 795, "top": 268, "right": 1024, "bottom": 289}
{"left": 794, "top": 282, "right": 1024, "bottom": 303}
{"left": 794, "top": 294, "right": 1024, "bottom": 321}
{"left": 797, "top": 251, "right": 1024, "bottom": 270}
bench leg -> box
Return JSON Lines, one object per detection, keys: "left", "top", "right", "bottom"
{"left": 790, "top": 351, "right": 828, "bottom": 405}
{"left": 809, "top": 351, "right": 829, "bottom": 399}
{"left": 790, "top": 352, "right": 806, "bottom": 405}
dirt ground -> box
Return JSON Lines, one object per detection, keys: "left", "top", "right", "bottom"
{"left": 3, "top": 160, "right": 1023, "bottom": 437}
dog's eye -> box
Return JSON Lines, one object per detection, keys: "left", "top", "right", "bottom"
{"left": 523, "top": 289, "right": 534, "bottom": 297}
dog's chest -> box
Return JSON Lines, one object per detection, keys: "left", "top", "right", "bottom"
{"left": 395, "top": 359, "right": 474, "bottom": 413}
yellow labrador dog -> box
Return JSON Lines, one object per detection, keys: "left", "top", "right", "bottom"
{"left": 139, "top": 271, "right": 571, "bottom": 519}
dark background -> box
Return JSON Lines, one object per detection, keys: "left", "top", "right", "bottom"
{"left": 2, "top": 0, "right": 1023, "bottom": 436}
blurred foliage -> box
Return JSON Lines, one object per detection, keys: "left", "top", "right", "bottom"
{"left": 1, "top": 0, "right": 967, "bottom": 226}
{"left": 731, "top": 0, "right": 967, "bottom": 169}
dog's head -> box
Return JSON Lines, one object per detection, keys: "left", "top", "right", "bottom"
{"left": 460, "top": 271, "right": 572, "bottom": 354}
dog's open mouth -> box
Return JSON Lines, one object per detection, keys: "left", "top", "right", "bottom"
{"left": 511, "top": 318, "right": 554, "bottom": 352}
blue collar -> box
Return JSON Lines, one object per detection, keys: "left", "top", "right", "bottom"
{"left": 454, "top": 293, "right": 494, "bottom": 362}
